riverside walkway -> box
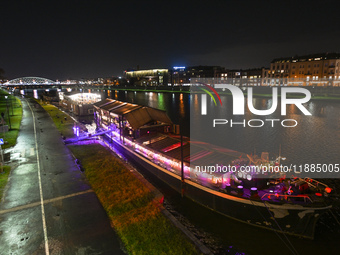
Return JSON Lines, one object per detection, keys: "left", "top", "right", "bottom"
{"left": 0, "top": 98, "right": 124, "bottom": 254}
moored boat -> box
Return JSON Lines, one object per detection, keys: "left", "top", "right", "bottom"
{"left": 92, "top": 99, "right": 334, "bottom": 239}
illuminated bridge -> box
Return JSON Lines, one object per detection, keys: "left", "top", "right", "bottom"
{"left": 4, "top": 77, "right": 56, "bottom": 86}
{"left": 2, "top": 77, "right": 60, "bottom": 89}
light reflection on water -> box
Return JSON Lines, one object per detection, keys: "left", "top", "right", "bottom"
{"left": 105, "top": 90, "right": 340, "bottom": 165}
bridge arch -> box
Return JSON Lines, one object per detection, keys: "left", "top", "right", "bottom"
{"left": 4, "top": 77, "right": 55, "bottom": 85}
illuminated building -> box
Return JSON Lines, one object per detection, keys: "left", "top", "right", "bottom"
{"left": 93, "top": 99, "right": 173, "bottom": 139}
{"left": 219, "top": 68, "right": 267, "bottom": 86}
{"left": 266, "top": 53, "right": 340, "bottom": 86}
{"left": 125, "top": 69, "right": 169, "bottom": 86}
{"left": 59, "top": 92, "right": 101, "bottom": 116}
{"left": 170, "top": 66, "right": 224, "bottom": 86}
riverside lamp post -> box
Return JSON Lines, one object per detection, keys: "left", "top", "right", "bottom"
{"left": 4, "top": 96, "right": 11, "bottom": 130}
{"left": 9, "top": 93, "right": 13, "bottom": 115}
{"left": 0, "top": 138, "right": 4, "bottom": 173}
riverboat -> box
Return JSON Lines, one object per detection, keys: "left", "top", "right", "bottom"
{"left": 92, "top": 99, "right": 334, "bottom": 239}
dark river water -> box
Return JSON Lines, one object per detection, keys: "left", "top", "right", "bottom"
{"left": 100, "top": 89, "right": 340, "bottom": 166}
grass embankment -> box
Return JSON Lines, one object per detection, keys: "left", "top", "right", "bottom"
{"left": 38, "top": 102, "right": 75, "bottom": 138}
{"left": 69, "top": 144, "right": 198, "bottom": 254}
{"left": 0, "top": 165, "right": 11, "bottom": 199}
{"left": 0, "top": 89, "right": 23, "bottom": 200}
{"left": 0, "top": 90, "right": 23, "bottom": 149}
{"left": 37, "top": 101, "right": 199, "bottom": 254}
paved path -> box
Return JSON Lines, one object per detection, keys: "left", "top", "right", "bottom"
{"left": 0, "top": 98, "right": 125, "bottom": 255}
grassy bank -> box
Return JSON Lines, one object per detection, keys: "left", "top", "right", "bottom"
{"left": 69, "top": 144, "right": 198, "bottom": 254}
{"left": 0, "top": 166, "right": 11, "bottom": 200}
{"left": 0, "top": 90, "right": 23, "bottom": 149}
{"left": 36, "top": 100, "right": 199, "bottom": 254}
{"left": 0, "top": 90, "right": 22, "bottom": 200}
{"left": 38, "top": 102, "right": 75, "bottom": 138}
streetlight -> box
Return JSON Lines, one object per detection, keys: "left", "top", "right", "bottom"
{"left": 4, "top": 96, "right": 11, "bottom": 130}
{"left": 0, "top": 139, "right": 4, "bottom": 173}
{"left": 7, "top": 92, "right": 13, "bottom": 115}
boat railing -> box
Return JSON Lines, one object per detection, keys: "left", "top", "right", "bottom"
{"left": 302, "top": 177, "right": 329, "bottom": 190}
{"left": 261, "top": 193, "right": 313, "bottom": 203}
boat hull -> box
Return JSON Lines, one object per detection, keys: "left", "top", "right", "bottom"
{"left": 106, "top": 137, "right": 331, "bottom": 239}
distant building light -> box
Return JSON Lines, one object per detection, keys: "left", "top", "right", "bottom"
{"left": 173, "top": 66, "right": 186, "bottom": 70}
{"left": 68, "top": 93, "right": 101, "bottom": 104}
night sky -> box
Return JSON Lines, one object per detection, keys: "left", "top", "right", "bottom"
{"left": 1, "top": 0, "right": 339, "bottom": 80}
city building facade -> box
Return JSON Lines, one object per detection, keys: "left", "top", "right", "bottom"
{"left": 170, "top": 66, "right": 225, "bottom": 86}
{"left": 218, "top": 68, "right": 267, "bottom": 86}
{"left": 125, "top": 69, "right": 169, "bottom": 86}
{"left": 265, "top": 53, "right": 340, "bottom": 86}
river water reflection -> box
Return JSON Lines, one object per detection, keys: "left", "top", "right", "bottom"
{"left": 101, "top": 89, "right": 340, "bottom": 167}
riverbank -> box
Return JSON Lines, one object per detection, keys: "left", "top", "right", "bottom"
{"left": 68, "top": 143, "right": 198, "bottom": 254}
{"left": 0, "top": 165, "right": 10, "bottom": 200}
{"left": 0, "top": 90, "right": 22, "bottom": 200}
{"left": 38, "top": 101, "right": 200, "bottom": 254}
{"left": 0, "top": 90, "right": 23, "bottom": 149}
{"left": 34, "top": 100, "right": 75, "bottom": 138}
